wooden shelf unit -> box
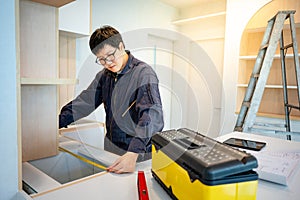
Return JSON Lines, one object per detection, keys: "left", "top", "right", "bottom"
{"left": 19, "top": 0, "right": 79, "bottom": 162}
{"left": 20, "top": 0, "right": 59, "bottom": 161}
{"left": 237, "top": 25, "right": 300, "bottom": 118}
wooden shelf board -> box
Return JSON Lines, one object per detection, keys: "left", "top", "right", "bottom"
{"left": 237, "top": 84, "right": 298, "bottom": 89}
{"left": 30, "top": 0, "right": 75, "bottom": 7}
{"left": 172, "top": 11, "right": 226, "bottom": 25}
{"left": 21, "top": 78, "right": 78, "bottom": 85}
{"left": 239, "top": 53, "right": 300, "bottom": 60}
{"left": 235, "top": 111, "right": 300, "bottom": 121}
{"left": 244, "top": 23, "right": 300, "bottom": 33}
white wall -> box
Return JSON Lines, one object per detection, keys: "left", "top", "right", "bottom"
{"left": 91, "top": 0, "right": 178, "bottom": 32}
{"left": 175, "top": 2, "right": 226, "bottom": 137}
{"left": 0, "top": 0, "right": 19, "bottom": 199}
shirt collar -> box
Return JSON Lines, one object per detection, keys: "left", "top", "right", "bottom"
{"left": 104, "top": 50, "right": 133, "bottom": 77}
{"left": 118, "top": 50, "right": 133, "bottom": 75}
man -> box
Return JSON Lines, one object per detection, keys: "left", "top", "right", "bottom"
{"left": 59, "top": 25, "right": 164, "bottom": 174}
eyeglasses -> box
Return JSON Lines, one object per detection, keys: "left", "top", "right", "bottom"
{"left": 95, "top": 48, "right": 117, "bottom": 65}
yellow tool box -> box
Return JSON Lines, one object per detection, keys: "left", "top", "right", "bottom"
{"left": 151, "top": 128, "right": 258, "bottom": 200}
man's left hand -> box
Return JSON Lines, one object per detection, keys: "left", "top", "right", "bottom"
{"left": 107, "top": 152, "right": 138, "bottom": 174}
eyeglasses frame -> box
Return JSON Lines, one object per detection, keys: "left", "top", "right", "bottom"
{"left": 95, "top": 48, "right": 118, "bottom": 65}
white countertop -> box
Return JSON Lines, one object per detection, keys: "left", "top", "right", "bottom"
{"left": 29, "top": 132, "right": 300, "bottom": 200}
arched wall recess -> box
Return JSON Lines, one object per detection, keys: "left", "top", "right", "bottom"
{"left": 236, "top": 0, "right": 300, "bottom": 120}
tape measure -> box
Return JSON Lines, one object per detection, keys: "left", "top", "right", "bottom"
{"left": 58, "top": 146, "right": 107, "bottom": 171}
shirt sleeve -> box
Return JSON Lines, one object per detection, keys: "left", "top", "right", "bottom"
{"left": 127, "top": 70, "right": 164, "bottom": 154}
{"left": 59, "top": 72, "right": 103, "bottom": 128}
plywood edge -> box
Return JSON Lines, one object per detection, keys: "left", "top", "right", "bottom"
{"left": 29, "top": 0, "right": 75, "bottom": 8}
{"left": 59, "top": 122, "right": 105, "bottom": 134}
{"left": 21, "top": 78, "right": 78, "bottom": 85}
{"left": 16, "top": 0, "right": 22, "bottom": 191}
{"left": 59, "top": 30, "right": 89, "bottom": 38}
{"left": 89, "top": 0, "right": 92, "bottom": 35}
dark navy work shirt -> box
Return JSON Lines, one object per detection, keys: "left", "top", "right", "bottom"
{"left": 59, "top": 51, "right": 164, "bottom": 160}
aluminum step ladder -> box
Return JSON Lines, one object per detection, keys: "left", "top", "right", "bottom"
{"left": 234, "top": 10, "right": 300, "bottom": 138}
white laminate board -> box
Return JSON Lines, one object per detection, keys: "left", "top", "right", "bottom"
{"left": 32, "top": 172, "right": 138, "bottom": 200}
{"left": 22, "top": 162, "right": 61, "bottom": 193}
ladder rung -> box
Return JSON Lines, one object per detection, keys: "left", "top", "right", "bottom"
{"left": 282, "top": 43, "right": 293, "bottom": 50}
{"left": 248, "top": 128, "right": 280, "bottom": 134}
{"left": 242, "top": 101, "right": 251, "bottom": 107}
{"left": 275, "top": 130, "right": 300, "bottom": 135}
{"left": 251, "top": 74, "right": 260, "bottom": 78}
{"left": 234, "top": 126, "right": 243, "bottom": 132}
{"left": 260, "top": 43, "right": 269, "bottom": 50}
{"left": 286, "top": 104, "right": 300, "bottom": 110}
{"left": 254, "top": 122, "right": 286, "bottom": 128}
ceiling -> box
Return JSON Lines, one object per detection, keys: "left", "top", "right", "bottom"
{"left": 159, "top": 0, "right": 214, "bottom": 8}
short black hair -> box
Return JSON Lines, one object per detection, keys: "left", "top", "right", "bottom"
{"left": 89, "top": 25, "right": 124, "bottom": 55}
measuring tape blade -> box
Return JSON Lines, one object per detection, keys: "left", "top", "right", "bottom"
{"left": 58, "top": 146, "right": 107, "bottom": 171}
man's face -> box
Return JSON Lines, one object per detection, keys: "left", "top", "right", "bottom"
{"left": 96, "top": 43, "right": 125, "bottom": 73}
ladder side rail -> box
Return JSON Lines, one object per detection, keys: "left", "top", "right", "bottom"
{"left": 289, "top": 13, "right": 300, "bottom": 106}
{"left": 243, "top": 13, "right": 288, "bottom": 131}
{"left": 234, "top": 19, "right": 275, "bottom": 130}
{"left": 279, "top": 31, "right": 291, "bottom": 132}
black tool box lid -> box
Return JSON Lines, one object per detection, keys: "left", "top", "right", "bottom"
{"left": 152, "top": 128, "right": 258, "bottom": 185}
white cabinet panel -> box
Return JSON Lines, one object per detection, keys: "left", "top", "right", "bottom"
{"left": 59, "top": 0, "right": 90, "bottom": 35}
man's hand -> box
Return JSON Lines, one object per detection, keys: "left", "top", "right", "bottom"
{"left": 107, "top": 152, "right": 139, "bottom": 174}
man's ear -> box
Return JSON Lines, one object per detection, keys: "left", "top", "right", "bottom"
{"left": 119, "top": 42, "right": 125, "bottom": 51}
